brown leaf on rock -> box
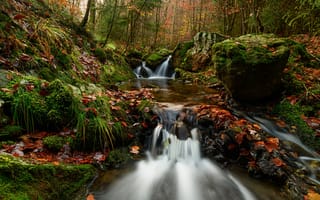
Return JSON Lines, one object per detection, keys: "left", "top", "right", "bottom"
{"left": 13, "top": 14, "right": 26, "bottom": 20}
{"left": 272, "top": 157, "right": 286, "bottom": 167}
{"left": 235, "top": 132, "right": 246, "bottom": 144}
{"left": 86, "top": 194, "right": 95, "bottom": 200}
{"left": 265, "top": 137, "right": 279, "bottom": 153}
{"left": 254, "top": 141, "right": 265, "bottom": 149}
{"left": 304, "top": 190, "right": 320, "bottom": 200}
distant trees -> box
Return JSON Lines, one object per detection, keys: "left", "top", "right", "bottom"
{"left": 212, "top": 0, "right": 320, "bottom": 36}
{"left": 78, "top": 0, "right": 320, "bottom": 49}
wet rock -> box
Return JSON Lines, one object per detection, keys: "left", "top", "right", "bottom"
{"left": 212, "top": 34, "right": 290, "bottom": 102}
{"left": 172, "top": 32, "right": 227, "bottom": 72}
{"left": 144, "top": 48, "right": 171, "bottom": 70}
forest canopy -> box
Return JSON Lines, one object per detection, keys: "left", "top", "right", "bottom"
{"left": 71, "top": 0, "right": 320, "bottom": 50}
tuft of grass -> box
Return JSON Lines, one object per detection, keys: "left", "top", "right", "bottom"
{"left": 90, "top": 116, "right": 114, "bottom": 150}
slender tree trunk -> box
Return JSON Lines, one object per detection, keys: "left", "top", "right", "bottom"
{"left": 153, "top": 6, "right": 161, "bottom": 49}
{"left": 102, "top": 0, "right": 118, "bottom": 47}
{"left": 89, "top": 0, "right": 96, "bottom": 31}
{"left": 80, "top": 0, "right": 92, "bottom": 27}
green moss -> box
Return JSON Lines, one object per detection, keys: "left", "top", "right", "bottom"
{"left": 179, "top": 41, "right": 194, "bottom": 57}
{"left": 53, "top": 48, "right": 72, "bottom": 69}
{"left": 273, "top": 101, "right": 320, "bottom": 151}
{"left": 12, "top": 88, "right": 48, "bottom": 132}
{"left": 43, "top": 135, "right": 72, "bottom": 152}
{"left": 94, "top": 47, "right": 107, "bottom": 63}
{"left": 38, "top": 67, "right": 57, "bottom": 81}
{"left": 106, "top": 149, "right": 130, "bottom": 168}
{"left": 0, "top": 153, "right": 96, "bottom": 200}
{"left": 282, "top": 70, "right": 304, "bottom": 95}
{"left": 0, "top": 125, "right": 23, "bottom": 139}
{"left": 146, "top": 53, "right": 163, "bottom": 63}
{"left": 45, "top": 79, "right": 77, "bottom": 129}
{"left": 100, "top": 64, "right": 135, "bottom": 85}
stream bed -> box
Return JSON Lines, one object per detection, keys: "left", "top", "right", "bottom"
{"left": 89, "top": 58, "right": 320, "bottom": 199}
{"left": 89, "top": 78, "right": 295, "bottom": 200}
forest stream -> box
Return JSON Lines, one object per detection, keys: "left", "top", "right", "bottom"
{"left": 88, "top": 58, "right": 320, "bottom": 200}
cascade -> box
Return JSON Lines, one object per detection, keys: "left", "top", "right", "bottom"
{"left": 134, "top": 56, "right": 175, "bottom": 79}
{"left": 96, "top": 107, "right": 256, "bottom": 200}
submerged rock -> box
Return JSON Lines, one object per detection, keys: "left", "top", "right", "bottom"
{"left": 212, "top": 34, "right": 290, "bottom": 102}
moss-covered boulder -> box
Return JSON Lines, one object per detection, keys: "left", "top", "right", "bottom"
{"left": 172, "top": 32, "right": 227, "bottom": 72}
{"left": 212, "top": 34, "right": 290, "bottom": 101}
{"left": 144, "top": 48, "right": 171, "bottom": 69}
{"left": 125, "top": 49, "right": 144, "bottom": 68}
{"left": 0, "top": 153, "right": 96, "bottom": 200}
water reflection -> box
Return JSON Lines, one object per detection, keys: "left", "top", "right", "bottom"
{"left": 119, "top": 79, "right": 217, "bottom": 105}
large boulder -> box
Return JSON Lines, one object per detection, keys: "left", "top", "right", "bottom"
{"left": 172, "top": 32, "right": 227, "bottom": 71}
{"left": 144, "top": 48, "right": 172, "bottom": 70}
{"left": 212, "top": 34, "right": 290, "bottom": 101}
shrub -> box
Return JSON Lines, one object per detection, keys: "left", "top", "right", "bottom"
{"left": 94, "top": 47, "right": 107, "bottom": 63}
{"left": 43, "top": 135, "right": 65, "bottom": 152}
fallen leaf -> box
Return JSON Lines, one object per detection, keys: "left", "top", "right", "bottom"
{"left": 121, "top": 121, "right": 128, "bottom": 127}
{"left": 86, "top": 193, "right": 95, "bottom": 200}
{"left": 272, "top": 157, "right": 286, "bottom": 167}
{"left": 130, "top": 145, "right": 140, "bottom": 154}
{"left": 304, "top": 190, "right": 320, "bottom": 200}
{"left": 52, "top": 161, "right": 60, "bottom": 166}
{"left": 13, "top": 14, "right": 26, "bottom": 20}
{"left": 265, "top": 137, "right": 279, "bottom": 153}
{"left": 235, "top": 132, "right": 246, "bottom": 144}
{"left": 254, "top": 141, "right": 265, "bottom": 149}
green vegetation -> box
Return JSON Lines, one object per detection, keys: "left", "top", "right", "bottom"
{"left": 0, "top": 153, "right": 95, "bottom": 200}
{"left": 43, "top": 135, "right": 73, "bottom": 152}
{"left": 94, "top": 47, "right": 107, "bottom": 63}
{"left": 106, "top": 149, "right": 130, "bottom": 168}
{"left": 273, "top": 101, "right": 320, "bottom": 150}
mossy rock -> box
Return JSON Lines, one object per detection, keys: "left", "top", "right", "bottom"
{"left": 144, "top": 48, "right": 172, "bottom": 69}
{"left": 126, "top": 49, "right": 143, "bottom": 68}
{"left": 212, "top": 34, "right": 290, "bottom": 101}
{"left": 94, "top": 47, "right": 107, "bottom": 63}
{"left": 171, "top": 41, "right": 194, "bottom": 70}
{"left": 172, "top": 32, "right": 227, "bottom": 72}
{"left": 0, "top": 153, "right": 96, "bottom": 200}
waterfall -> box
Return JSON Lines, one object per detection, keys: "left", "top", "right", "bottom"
{"left": 96, "top": 107, "right": 256, "bottom": 200}
{"left": 234, "top": 110, "right": 320, "bottom": 184}
{"left": 134, "top": 56, "right": 175, "bottom": 79}
{"left": 154, "top": 55, "right": 172, "bottom": 77}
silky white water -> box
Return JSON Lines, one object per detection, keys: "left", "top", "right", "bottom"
{"left": 97, "top": 124, "right": 256, "bottom": 200}
{"left": 134, "top": 55, "right": 175, "bottom": 79}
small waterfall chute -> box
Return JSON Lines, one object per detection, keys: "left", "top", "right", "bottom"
{"left": 97, "top": 106, "right": 256, "bottom": 200}
{"left": 134, "top": 56, "right": 175, "bottom": 79}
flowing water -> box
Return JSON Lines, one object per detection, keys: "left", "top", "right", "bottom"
{"left": 92, "top": 57, "right": 320, "bottom": 199}
{"left": 95, "top": 116, "right": 257, "bottom": 200}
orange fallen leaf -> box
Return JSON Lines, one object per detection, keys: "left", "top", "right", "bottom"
{"left": 52, "top": 161, "right": 60, "bottom": 166}
{"left": 254, "top": 141, "right": 265, "bottom": 149}
{"left": 121, "top": 121, "right": 128, "bottom": 127}
{"left": 86, "top": 193, "right": 95, "bottom": 200}
{"left": 304, "top": 190, "right": 320, "bottom": 200}
{"left": 235, "top": 132, "right": 246, "bottom": 144}
{"left": 265, "top": 137, "right": 279, "bottom": 153}
{"left": 272, "top": 157, "right": 286, "bottom": 167}
{"left": 130, "top": 145, "right": 140, "bottom": 154}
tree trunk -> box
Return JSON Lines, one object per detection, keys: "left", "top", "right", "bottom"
{"left": 102, "top": 0, "right": 118, "bottom": 47}
{"left": 80, "top": 0, "right": 92, "bottom": 27}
